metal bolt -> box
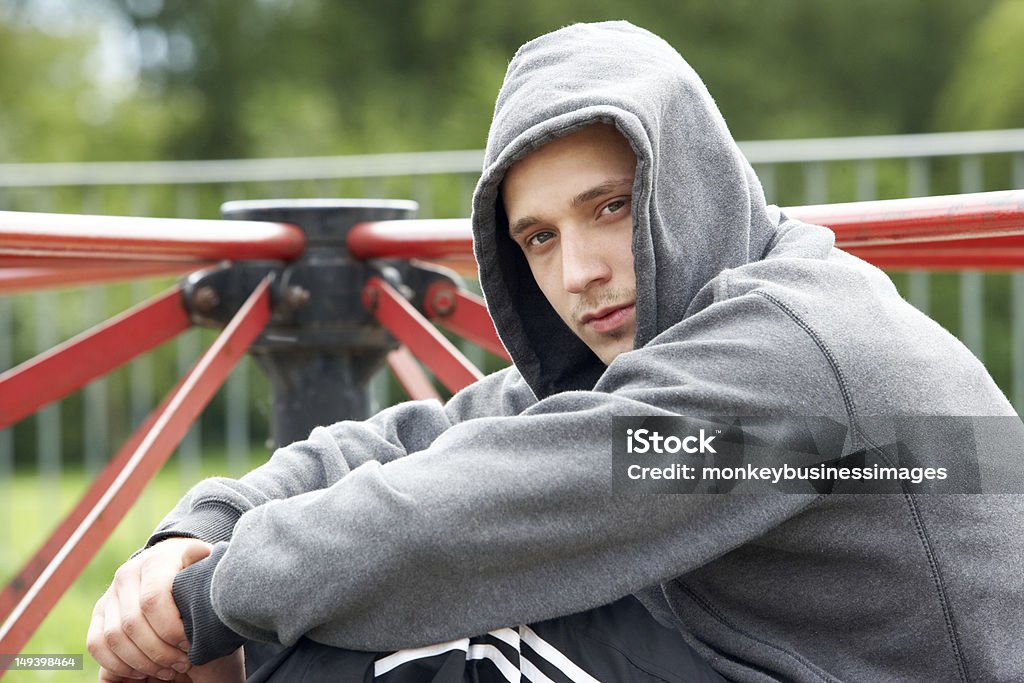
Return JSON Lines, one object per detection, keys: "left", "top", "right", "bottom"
{"left": 431, "top": 289, "right": 455, "bottom": 316}
{"left": 284, "top": 285, "right": 311, "bottom": 310}
{"left": 191, "top": 286, "right": 220, "bottom": 315}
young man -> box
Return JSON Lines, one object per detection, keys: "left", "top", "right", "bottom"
{"left": 89, "top": 21, "right": 1024, "bottom": 682}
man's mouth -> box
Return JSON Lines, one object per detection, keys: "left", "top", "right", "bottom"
{"left": 580, "top": 303, "right": 635, "bottom": 334}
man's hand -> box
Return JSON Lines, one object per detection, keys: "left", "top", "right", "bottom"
{"left": 98, "top": 647, "right": 244, "bottom": 683}
{"left": 88, "top": 537, "right": 213, "bottom": 681}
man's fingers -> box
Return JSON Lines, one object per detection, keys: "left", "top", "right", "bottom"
{"left": 128, "top": 539, "right": 211, "bottom": 672}
{"left": 176, "top": 539, "right": 212, "bottom": 568}
{"left": 137, "top": 580, "right": 188, "bottom": 653}
{"left": 138, "top": 538, "right": 211, "bottom": 650}
{"left": 102, "top": 590, "right": 152, "bottom": 673}
{"left": 89, "top": 539, "right": 213, "bottom": 681}
{"left": 88, "top": 593, "right": 145, "bottom": 680}
{"left": 136, "top": 538, "right": 211, "bottom": 648}
{"left": 109, "top": 569, "right": 188, "bottom": 680}
{"left": 137, "top": 552, "right": 190, "bottom": 650}
{"left": 99, "top": 670, "right": 190, "bottom": 683}
{"left": 98, "top": 667, "right": 136, "bottom": 682}
{"left": 97, "top": 668, "right": 153, "bottom": 682}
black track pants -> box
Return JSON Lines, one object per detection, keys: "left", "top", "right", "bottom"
{"left": 244, "top": 595, "right": 726, "bottom": 682}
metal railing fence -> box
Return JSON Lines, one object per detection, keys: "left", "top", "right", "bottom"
{"left": 1, "top": 128, "right": 1023, "bottom": 531}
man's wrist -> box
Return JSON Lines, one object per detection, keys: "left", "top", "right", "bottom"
{"left": 172, "top": 542, "right": 247, "bottom": 665}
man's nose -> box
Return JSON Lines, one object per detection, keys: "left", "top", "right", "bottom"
{"left": 561, "top": 233, "right": 612, "bottom": 293}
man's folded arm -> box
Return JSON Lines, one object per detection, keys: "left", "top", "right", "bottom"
{"left": 181, "top": 391, "right": 815, "bottom": 659}
{"left": 145, "top": 365, "right": 537, "bottom": 549}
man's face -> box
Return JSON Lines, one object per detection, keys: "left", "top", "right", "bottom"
{"left": 502, "top": 124, "right": 637, "bottom": 365}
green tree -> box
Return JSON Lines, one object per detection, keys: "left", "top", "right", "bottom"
{"left": 934, "top": 0, "right": 1024, "bottom": 131}
{"left": 103, "top": 0, "right": 997, "bottom": 163}
{"left": 0, "top": 6, "right": 197, "bottom": 163}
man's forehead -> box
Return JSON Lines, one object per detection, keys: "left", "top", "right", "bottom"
{"left": 500, "top": 124, "right": 636, "bottom": 203}
{"left": 511, "top": 123, "right": 632, "bottom": 168}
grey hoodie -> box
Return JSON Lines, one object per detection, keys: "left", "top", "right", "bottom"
{"left": 164, "top": 22, "right": 1024, "bottom": 682}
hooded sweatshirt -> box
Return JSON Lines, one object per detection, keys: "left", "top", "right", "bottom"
{"left": 164, "top": 22, "right": 1024, "bottom": 682}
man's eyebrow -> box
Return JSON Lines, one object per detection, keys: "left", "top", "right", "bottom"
{"left": 507, "top": 177, "right": 634, "bottom": 239}
{"left": 570, "top": 177, "right": 634, "bottom": 208}
{"left": 509, "top": 216, "right": 541, "bottom": 240}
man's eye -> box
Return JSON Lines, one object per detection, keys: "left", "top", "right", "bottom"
{"left": 601, "top": 198, "right": 630, "bottom": 215}
{"left": 527, "top": 231, "right": 554, "bottom": 247}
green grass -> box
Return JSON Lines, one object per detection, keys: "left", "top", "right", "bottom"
{"left": 1, "top": 452, "right": 256, "bottom": 682}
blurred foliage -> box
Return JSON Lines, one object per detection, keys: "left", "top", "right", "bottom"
{"left": 0, "top": 0, "right": 1005, "bottom": 163}
{"left": 0, "top": 9, "right": 200, "bottom": 162}
{"left": 934, "top": 0, "right": 1024, "bottom": 131}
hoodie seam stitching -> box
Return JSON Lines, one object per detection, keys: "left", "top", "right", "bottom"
{"left": 898, "top": 493, "right": 971, "bottom": 682}
{"left": 850, "top": 426, "right": 971, "bottom": 681}
{"left": 679, "top": 583, "right": 839, "bottom": 683}
{"left": 751, "top": 291, "right": 859, "bottom": 435}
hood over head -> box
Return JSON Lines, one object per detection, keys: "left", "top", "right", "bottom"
{"left": 471, "top": 21, "right": 779, "bottom": 399}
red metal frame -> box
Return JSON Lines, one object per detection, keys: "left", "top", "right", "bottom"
{"left": 346, "top": 190, "right": 1024, "bottom": 270}
{"left": 0, "top": 263, "right": 195, "bottom": 295}
{"left": 363, "top": 276, "right": 483, "bottom": 393}
{"left": 0, "top": 256, "right": 201, "bottom": 268}
{"left": 845, "top": 247, "right": 1024, "bottom": 271}
{"left": 423, "top": 283, "right": 510, "bottom": 360}
{"left": 0, "top": 278, "right": 271, "bottom": 663}
{"left": 0, "top": 286, "right": 192, "bottom": 430}
{"left": 387, "top": 346, "right": 442, "bottom": 401}
{"left": 0, "top": 210, "right": 305, "bottom": 262}
{"left": 348, "top": 218, "right": 472, "bottom": 261}
{"left": 787, "top": 190, "right": 1024, "bottom": 246}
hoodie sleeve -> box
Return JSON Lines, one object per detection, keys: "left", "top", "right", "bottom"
{"left": 188, "top": 292, "right": 846, "bottom": 654}
{"left": 146, "top": 365, "right": 537, "bottom": 549}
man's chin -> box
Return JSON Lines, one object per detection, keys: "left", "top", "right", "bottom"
{"left": 589, "top": 335, "right": 635, "bottom": 365}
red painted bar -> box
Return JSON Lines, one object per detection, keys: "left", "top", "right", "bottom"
{"left": 424, "top": 283, "right": 510, "bottom": 361}
{"left": 846, "top": 247, "right": 1024, "bottom": 271}
{"left": 0, "top": 286, "right": 191, "bottom": 430}
{"left": 363, "top": 276, "right": 483, "bottom": 393}
{"left": 427, "top": 257, "right": 479, "bottom": 277}
{"left": 0, "top": 256, "right": 201, "bottom": 268}
{"left": 0, "top": 263, "right": 194, "bottom": 295}
{"left": 346, "top": 190, "right": 1024, "bottom": 260}
{"left": 788, "top": 190, "right": 1024, "bottom": 246}
{"left": 0, "top": 278, "right": 271, "bottom": 662}
{"left": 348, "top": 218, "right": 473, "bottom": 260}
{"left": 0, "top": 210, "right": 306, "bottom": 262}
{"left": 386, "top": 346, "right": 442, "bottom": 401}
